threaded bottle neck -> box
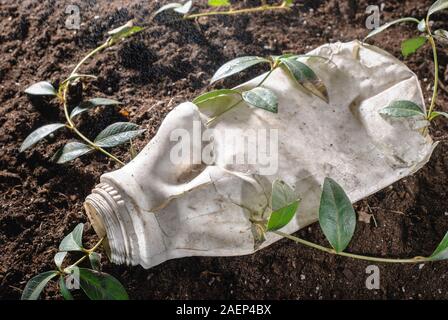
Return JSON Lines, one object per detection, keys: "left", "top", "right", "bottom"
{"left": 84, "top": 183, "right": 135, "bottom": 265}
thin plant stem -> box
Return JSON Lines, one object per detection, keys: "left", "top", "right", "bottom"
{"left": 207, "top": 67, "right": 277, "bottom": 125}
{"left": 61, "top": 39, "right": 125, "bottom": 166}
{"left": 185, "top": 2, "right": 290, "bottom": 20}
{"left": 63, "top": 237, "right": 105, "bottom": 273}
{"left": 425, "top": 16, "right": 439, "bottom": 119}
{"left": 274, "top": 231, "right": 430, "bottom": 264}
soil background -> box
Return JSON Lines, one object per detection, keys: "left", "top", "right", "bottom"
{"left": 1, "top": 0, "right": 448, "bottom": 300}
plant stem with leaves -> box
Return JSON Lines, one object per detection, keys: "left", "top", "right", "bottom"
{"left": 194, "top": 54, "right": 329, "bottom": 125}
{"left": 364, "top": 0, "right": 448, "bottom": 122}
{"left": 21, "top": 21, "right": 145, "bottom": 165}
{"left": 185, "top": 1, "right": 292, "bottom": 19}
{"left": 155, "top": 0, "right": 295, "bottom": 20}
{"left": 60, "top": 41, "right": 125, "bottom": 166}
{"left": 263, "top": 178, "right": 448, "bottom": 265}
{"left": 22, "top": 223, "right": 128, "bottom": 300}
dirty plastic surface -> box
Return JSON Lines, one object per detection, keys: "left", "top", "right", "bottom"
{"left": 85, "top": 41, "right": 436, "bottom": 269}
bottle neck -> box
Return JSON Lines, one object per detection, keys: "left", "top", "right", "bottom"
{"left": 84, "top": 183, "right": 135, "bottom": 265}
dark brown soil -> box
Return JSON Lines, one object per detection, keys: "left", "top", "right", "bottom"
{"left": 1, "top": 0, "right": 448, "bottom": 300}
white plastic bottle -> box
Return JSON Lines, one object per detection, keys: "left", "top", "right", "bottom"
{"left": 85, "top": 41, "right": 435, "bottom": 269}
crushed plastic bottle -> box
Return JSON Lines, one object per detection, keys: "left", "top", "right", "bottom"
{"left": 85, "top": 41, "right": 436, "bottom": 269}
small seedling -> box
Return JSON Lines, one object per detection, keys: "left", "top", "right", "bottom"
{"left": 21, "top": 223, "right": 128, "bottom": 300}
{"left": 155, "top": 0, "right": 295, "bottom": 20}
{"left": 21, "top": 21, "right": 145, "bottom": 166}
{"left": 194, "top": 54, "right": 330, "bottom": 124}
{"left": 257, "top": 178, "right": 448, "bottom": 264}
{"left": 364, "top": 0, "right": 448, "bottom": 123}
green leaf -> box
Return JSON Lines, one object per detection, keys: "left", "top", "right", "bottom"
{"left": 54, "top": 252, "right": 67, "bottom": 269}
{"left": 429, "top": 232, "right": 448, "bottom": 261}
{"left": 89, "top": 252, "right": 102, "bottom": 271}
{"left": 267, "top": 180, "right": 300, "bottom": 231}
{"left": 379, "top": 100, "right": 425, "bottom": 118}
{"left": 70, "top": 98, "right": 121, "bottom": 118}
{"left": 319, "top": 177, "right": 356, "bottom": 253}
{"left": 211, "top": 56, "right": 270, "bottom": 84}
{"left": 24, "top": 81, "right": 57, "bottom": 96}
{"left": 108, "top": 21, "right": 144, "bottom": 43}
{"left": 208, "top": 0, "right": 230, "bottom": 6}
{"left": 155, "top": 1, "right": 192, "bottom": 15}
{"left": 242, "top": 87, "right": 278, "bottom": 113}
{"left": 79, "top": 268, "right": 129, "bottom": 300}
{"left": 271, "top": 180, "right": 297, "bottom": 211}
{"left": 193, "top": 89, "right": 241, "bottom": 106}
{"left": 428, "top": 0, "right": 448, "bottom": 16}
{"left": 401, "top": 36, "right": 427, "bottom": 58}
{"left": 59, "top": 223, "right": 84, "bottom": 252}
{"left": 429, "top": 111, "right": 448, "bottom": 121}
{"left": 280, "top": 57, "right": 329, "bottom": 103}
{"left": 21, "top": 271, "right": 58, "bottom": 300}
{"left": 364, "top": 17, "right": 420, "bottom": 41}
{"left": 284, "top": 0, "right": 294, "bottom": 5}
{"left": 94, "top": 122, "right": 145, "bottom": 148}
{"left": 59, "top": 276, "right": 74, "bottom": 300}
{"left": 268, "top": 202, "right": 299, "bottom": 231}
{"left": 55, "top": 142, "right": 94, "bottom": 164}
{"left": 20, "top": 123, "right": 65, "bottom": 152}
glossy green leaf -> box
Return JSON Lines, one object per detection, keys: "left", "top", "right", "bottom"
{"left": 20, "top": 123, "right": 65, "bottom": 152}
{"left": 379, "top": 100, "right": 425, "bottom": 118}
{"left": 55, "top": 142, "right": 93, "bottom": 164}
{"left": 429, "top": 232, "right": 448, "bottom": 261}
{"left": 89, "top": 252, "right": 102, "bottom": 271}
{"left": 59, "top": 276, "right": 74, "bottom": 300}
{"left": 428, "top": 0, "right": 448, "bottom": 16}
{"left": 24, "top": 81, "right": 57, "bottom": 96}
{"left": 59, "top": 223, "right": 84, "bottom": 252}
{"left": 319, "top": 177, "right": 356, "bottom": 253}
{"left": 208, "top": 0, "right": 230, "bottom": 6}
{"left": 364, "top": 17, "right": 420, "bottom": 41}
{"left": 54, "top": 252, "right": 67, "bottom": 269}
{"left": 429, "top": 111, "right": 448, "bottom": 121}
{"left": 242, "top": 87, "right": 278, "bottom": 113}
{"left": 94, "top": 122, "right": 145, "bottom": 148}
{"left": 108, "top": 21, "right": 144, "bottom": 43}
{"left": 401, "top": 36, "right": 427, "bottom": 58}
{"left": 70, "top": 98, "right": 121, "bottom": 118}
{"left": 267, "top": 202, "right": 299, "bottom": 231}
{"left": 79, "top": 268, "right": 129, "bottom": 300}
{"left": 280, "top": 57, "right": 329, "bottom": 103}
{"left": 193, "top": 89, "right": 241, "bottom": 106}
{"left": 267, "top": 180, "right": 300, "bottom": 231}
{"left": 211, "top": 56, "right": 270, "bottom": 84}
{"left": 21, "top": 271, "right": 58, "bottom": 300}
